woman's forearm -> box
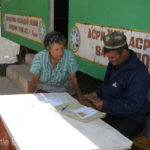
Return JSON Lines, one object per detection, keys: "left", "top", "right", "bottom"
{"left": 69, "top": 73, "right": 83, "bottom": 99}
{"left": 28, "top": 74, "right": 39, "bottom": 93}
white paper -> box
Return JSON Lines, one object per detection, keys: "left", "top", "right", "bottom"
{"left": 35, "top": 94, "right": 63, "bottom": 106}
{"left": 44, "top": 96, "right": 63, "bottom": 106}
{"left": 35, "top": 94, "right": 47, "bottom": 101}
{"left": 71, "top": 106, "right": 98, "bottom": 119}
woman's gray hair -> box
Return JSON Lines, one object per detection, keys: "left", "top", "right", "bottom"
{"left": 44, "top": 31, "right": 66, "bottom": 49}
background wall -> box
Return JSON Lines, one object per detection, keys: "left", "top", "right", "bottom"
{"left": 1, "top": 0, "right": 49, "bottom": 51}
{"left": 68, "top": 0, "right": 150, "bottom": 80}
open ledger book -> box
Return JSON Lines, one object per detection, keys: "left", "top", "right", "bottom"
{"left": 36, "top": 93, "right": 106, "bottom": 123}
{"left": 55, "top": 100, "right": 106, "bottom": 123}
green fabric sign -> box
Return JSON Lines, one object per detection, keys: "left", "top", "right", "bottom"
{"left": 1, "top": 0, "right": 50, "bottom": 51}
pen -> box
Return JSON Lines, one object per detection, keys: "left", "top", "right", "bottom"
{"left": 61, "top": 104, "right": 69, "bottom": 111}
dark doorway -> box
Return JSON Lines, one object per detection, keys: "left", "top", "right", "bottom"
{"left": 54, "top": 0, "right": 102, "bottom": 93}
{"left": 54, "top": 0, "right": 69, "bottom": 39}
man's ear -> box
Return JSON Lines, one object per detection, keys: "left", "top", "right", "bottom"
{"left": 122, "top": 49, "right": 130, "bottom": 58}
{"left": 122, "top": 49, "right": 127, "bottom": 55}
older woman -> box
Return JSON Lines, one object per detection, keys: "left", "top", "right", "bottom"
{"left": 28, "top": 31, "right": 83, "bottom": 99}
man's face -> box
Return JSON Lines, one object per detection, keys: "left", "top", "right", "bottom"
{"left": 105, "top": 50, "right": 125, "bottom": 66}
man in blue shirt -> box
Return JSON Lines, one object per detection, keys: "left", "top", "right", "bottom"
{"left": 88, "top": 32, "right": 150, "bottom": 139}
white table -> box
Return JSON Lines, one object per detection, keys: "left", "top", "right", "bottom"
{"left": 0, "top": 93, "right": 132, "bottom": 150}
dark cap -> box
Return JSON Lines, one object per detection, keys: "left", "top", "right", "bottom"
{"left": 103, "top": 32, "right": 127, "bottom": 52}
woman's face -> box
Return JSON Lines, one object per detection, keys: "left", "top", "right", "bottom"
{"left": 47, "top": 43, "right": 65, "bottom": 61}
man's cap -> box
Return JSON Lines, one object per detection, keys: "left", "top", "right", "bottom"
{"left": 103, "top": 32, "right": 127, "bottom": 51}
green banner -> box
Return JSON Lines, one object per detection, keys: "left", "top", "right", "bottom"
{"left": 68, "top": 0, "right": 150, "bottom": 101}
{"left": 1, "top": 0, "right": 50, "bottom": 51}
{"left": 68, "top": 0, "right": 150, "bottom": 80}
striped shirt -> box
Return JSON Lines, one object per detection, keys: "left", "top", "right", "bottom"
{"left": 30, "top": 49, "right": 78, "bottom": 86}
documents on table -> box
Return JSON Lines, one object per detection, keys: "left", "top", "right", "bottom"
{"left": 55, "top": 101, "right": 106, "bottom": 123}
{"left": 35, "top": 93, "right": 106, "bottom": 123}
{"left": 43, "top": 96, "right": 63, "bottom": 107}
{"left": 71, "top": 106, "right": 98, "bottom": 119}
{"left": 35, "top": 94, "right": 63, "bottom": 106}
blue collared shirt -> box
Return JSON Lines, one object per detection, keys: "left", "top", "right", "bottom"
{"left": 30, "top": 49, "right": 78, "bottom": 86}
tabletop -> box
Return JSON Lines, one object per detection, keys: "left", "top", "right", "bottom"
{"left": 0, "top": 93, "right": 132, "bottom": 150}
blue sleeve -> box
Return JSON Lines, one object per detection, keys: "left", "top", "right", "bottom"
{"left": 30, "top": 53, "right": 41, "bottom": 74}
{"left": 103, "top": 68, "right": 150, "bottom": 116}
{"left": 67, "top": 51, "right": 78, "bottom": 74}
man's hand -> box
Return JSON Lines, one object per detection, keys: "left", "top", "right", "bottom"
{"left": 93, "top": 100, "right": 103, "bottom": 111}
{"left": 85, "top": 92, "right": 99, "bottom": 102}
{"left": 79, "top": 99, "right": 94, "bottom": 107}
{"left": 74, "top": 95, "right": 94, "bottom": 107}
